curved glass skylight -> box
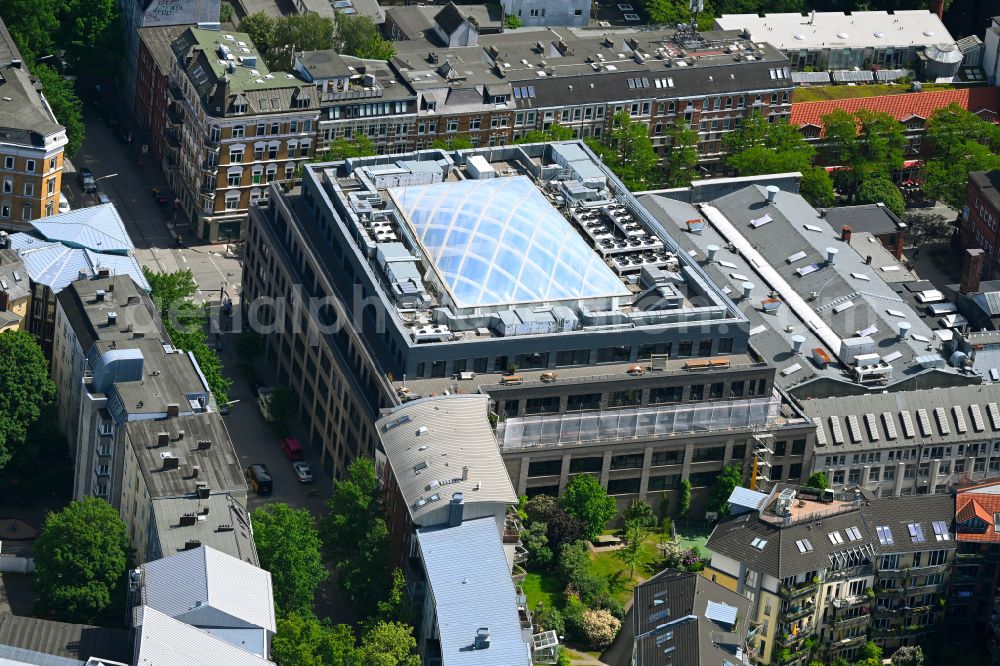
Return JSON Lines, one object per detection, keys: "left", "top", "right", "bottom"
{"left": 392, "top": 176, "right": 630, "bottom": 309}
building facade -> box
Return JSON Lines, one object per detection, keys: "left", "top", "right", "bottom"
{"left": 948, "top": 480, "right": 1000, "bottom": 655}
{"left": 0, "top": 19, "right": 67, "bottom": 223}
{"left": 136, "top": 26, "right": 187, "bottom": 165}
{"left": 500, "top": 0, "right": 590, "bottom": 28}
{"left": 964, "top": 170, "right": 1000, "bottom": 279}
{"left": 166, "top": 27, "right": 319, "bottom": 241}
{"left": 0, "top": 242, "right": 29, "bottom": 332}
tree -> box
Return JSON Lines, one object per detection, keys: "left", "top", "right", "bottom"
{"left": 375, "top": 568, "right": 411, "bottom": 624}
{"left": 239, "top": 12, "right": 278, "bottom": 55}
{"left": 858, "top": 641, "right": 883, "bottom": 666}
{"left": 268, "top": 13, "right": 335, "bottom": 69}
{"left": 623, "top": 498, "right": 656, "bottom": 528}
{"left": 924, "top": 140, "right": 1000, "bottom": 209}
{"left": 319, "top": 134, "right": 376, "bottom": 162}
{"left": 926, "top": 103, "right": 1000, "bottom": 155}
{"left": 586, "top": 112, "right": 659, "bottom": 191}
{"left": 678, "top": 479, "right": 692, "bottom": 519}
{"left": 0, "top": 330, "right": 56, "bottom": 469}
{"left": 58, "top": 0, "right": 123, "bottom": 74}
{"left": 799, "top": 166, "right": 835, "bottom": 208}
{"left": 856, "top": 177, "right": 905, "bottom": 219}
{"left": 616, "top": 518, "right": 649, "bottom": 578}
{"left": 33, "top": 65, "right": 85, "bottom": 157}
{"left": 661, "top": 121, "right": 699, "bottom": 188}
{"left": 504, "top": 14, "right": 520, "bottom": 29}
{"left": 516, "top": 124, "right": 574, "bottom": 144}
{"left": 709, "top": 465, "right": 743, "bottom": 517}
{"left": 525, "top": 495, "right": 586, "bottom": 552}
{"left": 335, "top": 14, "right": 395, "bottom": 60}
{"left": 903, "top": 211, "right": 955, "bottom": 248}
{"left": 579, "top": 609, "right": 620, "bottom": 650}
{"left": 319, "top": 458, "right": 392, "bottom": 620}
{"left": 890, "top": 646, "right": 925, "bottom": 666}
{"left": 252, "top": 503, "right": 328, "bottom": 616}
{"left": 267, "top": 386, "right": 298, "bottom": 433}
{"left": 805, "top": 472, "right": 828, "bottom": 490}
{"left": 219, "top": 2, "right": 234, "bottom": 23}
{"left": 33, "top": 497, "right": 130, "bottom": 624}
{"left": 561, "top": 474, "right": 618, "bottom": 541}
{"left": 520, "top": 521, "right": 552, "bottom": 569}
{"left": 0, "top": 0, "right": 59, "bottom": 64}
{"left": 355, "top": 621, "right": 420, "bottom": 666}
{"left": 431, "top": 136, "right": 473, "bottom": 150}
{"left": 271, "top": 612, "right": 356, "bottom": 666}
{"left": 819, "top": 109, "right": 904, "bottom": 197}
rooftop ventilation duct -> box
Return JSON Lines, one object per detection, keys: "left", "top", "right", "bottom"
{"left": 765, "top": 185, "right": 779, "bottom": 203}
{"left": 826, "top": 248, "right": 838, "bottom": 265}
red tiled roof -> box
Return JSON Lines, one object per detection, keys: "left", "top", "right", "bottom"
{"left": 956, "top": 491, "right": 1000, "bottom": 543}
{"left": 791, "top": 87, "right": 1000, "bottom": 132}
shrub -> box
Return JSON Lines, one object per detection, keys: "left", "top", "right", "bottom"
{"left": 579, "top": 609, "right": 621, "bottom": 650}
{"left": 557, "top": 541, "right": 591, "bottom": 585}
{"left": 536, "top": 606, "right": 565, "bottom": 636}
{"left": 563, "top": 595, "right": 588, "bottom": 642}
{"left": 569, "top": 568, "right": 609, "bottom": 607}
{"left": 594, "top": 594, "right": 625, "bottom": 621}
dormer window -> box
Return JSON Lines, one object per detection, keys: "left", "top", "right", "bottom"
{"left": 233, "top": 101, "right": 247, "bottom": 114}
{"left": 426, "top": 101, "right": 436, "bottom": 111}
{"left": 492, "top": 95, "right": 509, "bottom": 104}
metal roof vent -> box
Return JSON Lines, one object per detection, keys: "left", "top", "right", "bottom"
{"left": 417, "top": 426, "right": 429, "bottom": 436}
{"left": 474, "top": 628, "right": 491, "bottom": 650}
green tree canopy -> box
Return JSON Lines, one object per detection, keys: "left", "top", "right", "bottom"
{"left": 319, "top": 458, "right": 393, "bottom": 619}
{"left": 33, "top": 65, "right": 85, "bottom": 157}
{"left": 318, "top": 134, "right": 376, "bottom": 161}
{"left": 586, "top": 112, "right": 659, "bottom": 191}
{"left": 271, "top": 612, "right": 355, "bottom": 666}
{"left": 924, "top": 104, "right": 1000, "bottom": 208}
{"left": 709, "top": 465, "right": 743, "bottom": 516}
{"left": 431, "top": 136, "right": 473, "bottom": 150}
{"left": 805, "top": 472, "right": 829, "bottom": 490}
{"left": 561, "top": 474, "right": 618, "bottom": 541}
{"left": 335, "top": 14, "right": 395, "bottom": 60}
{"left": 240, "top": 12, "right": 333, "bottom": 70}
{"left": 616, "top": 518, "right": 649, "bottom": 578}
{"left": 252, "top": 503, "right": 329, "bottom": 616}
{"left": 678, "top": 479, "right": 692, "bottom": 518}
{"left": 239, "top": 12, "right": 278, "bottom": 54}
{"left": 661, "top": 121, "right": 699, "bottom": 188}
{"left": 59, "top": 0, "right": 123, "bottom": 74}
{"left": 515, "top": 124, "right": 574, "bottom": 144}
{"left": 819, "top": 109, "right": 904, "bottom": 197}
{"left": 0, "top": 330, "right": 56, "bottom": 469}
{"left": 33, "top": 497, "right": 130, "bottom": 624}
{"left": 356, "top": 621, "right": 420, "bottom": 666}
{"left": 890, "top": 645, "right": 925, "bottom": 666}
{"left": 856, "top": 177, "right": 905, "bottom": 219}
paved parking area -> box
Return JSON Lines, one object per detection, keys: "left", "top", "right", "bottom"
{"left": 69, "top": 109, "right": 243, "bottom": 305}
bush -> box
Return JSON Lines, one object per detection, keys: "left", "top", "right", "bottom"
{"left": 569, "top": 568, "right": 609, "bottom": 607}
{"left": 594, "top": 594, "right": 625, "bottom": 622}
{"left": 521, "top": 521, "right": 553, "bottom": 569}
{"left": 660, "top": 516, "right": 673, "bottom": 538}
{"left": 557, "top": 540, "right": 591, "bottom": 585}
{"left": 563, "top": 595, "right": 588, "bottom": 642}
{"left": 536, "top": 605, "right": 565, "bottom": 637}
{"left": 504, "top": 14, "right": 520, "bottom": 29}
{"left": 579, "top": 609, "right": 621, "bottom": 651}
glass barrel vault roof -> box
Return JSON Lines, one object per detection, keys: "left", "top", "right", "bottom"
{"left": 391, "top": 176, "right": 630, "bottom": 309}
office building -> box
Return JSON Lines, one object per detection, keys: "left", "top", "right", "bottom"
{"left": 801, "top": 385, "right": 1000, "bottom": 498}
{"left": 715, "top": 10, "right": 957, "bottom": 77}
{"left": 706, "top": 486, "right": 955, "bottom": 664}
{"left": 296, "top": 26, "right": 794, "bottom": 175}
{"left": 242, "top": 142, "right": 820, "bottom": 512}
{"left": 0, "top": 18, "right": 68, "bottom": 223}
{"left": 644, "top": 183, "right": 978, "bottom": 399}
{"left": 0, "top": 613, "right": 129, "bottom": 666}
{"left": 166, "top": 26, "right": 320, "bottom": 241}
{"left": 121, "top": 0, "right": 220, "bottom": 112}
{"left": 632, "top": 568, "right": 753, "bottom": 666}
{"left": 964, "top": 170, "right": 1000, "bottom": 279}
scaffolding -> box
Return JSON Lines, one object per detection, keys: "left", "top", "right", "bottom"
{"left": 752, "top": 428, "right": 775, "bottom": 493}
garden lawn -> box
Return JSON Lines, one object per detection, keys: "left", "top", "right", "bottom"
{"left": 676, "top": 526, "right": 713, "bottom": 558}
{"left": 588, "top": 533, "right": 663, "bottom": 604}
{"left": 522, "top": 571, "right": 560, "bottom": 610}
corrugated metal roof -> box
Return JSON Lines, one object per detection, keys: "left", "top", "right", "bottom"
{"left": 12, "top": 233, "right": 149, "bottom": 293}
{"left": 417, "top": 518, "right": 532, "bottom": 666}
{"left": 377, "top": 395, "right": 516, "bottom": 525}
{"left": 134, "top": 606, "right": 274, "bottom": 666}
{"left": 31, "top": 204, "right": 133, "bottom": 254}
{"left": 728, "top": 486, "right": 769, "bottom": 511}
{"left": 141, "top": 545, "right": 276, "bottom": 634}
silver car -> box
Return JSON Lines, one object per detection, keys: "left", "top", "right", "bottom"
{"left": 292, "top": 461, "right": 313, "bottom": 483}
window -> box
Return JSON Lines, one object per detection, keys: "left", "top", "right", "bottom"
{"left": 732, "top": 444, "right": 747, "bottom": 460}
{"left": 525, "top": 397, "right": 560, "bottom": 415}
{"left": 698, "top": 339, "right": 713, "bottom": 356}
{"left": 569, "top": 457, "right": 602, "bottom": 473}
{"left": 527, "top": 459, "right": 561, "bottom": 477}
{"left": 647, "top": 474, "right": 679, "bottom": 491}
{"left": 876, "top": 526, "right": 895, "bottom": 546}
{"left": 469, "top": 117, "right": 481, "bottom": 130}
{"left": 770, "top": 464, "right": 783, "bottom": 481}
{"left": 23, "top": 182, "right": 33, "bottom": 197}
{"left": 25, "top": 159, "right": 35, "bottom": 172}
{"left": 795, "top": 538, "right": 814, "bottom": 553}
{"left": 649, "top": 386, "right": 683, "bottom": 404}
{"left": 791, "top": 439, "right": 806, "bottom": 455}
{"left": 227, "top": 171, "right": 241, "bottom": 187}
{"left": 709, "top": 382, "right": 724, "bottom": 399}
{"left": 689, "top": 384, "right": 704, "bottom": 400}
{"left": 2, "top": 178, "right": 11, "bottom": 193}
{"left": 232, "top": 125, "right": 245, "bottom": 138}
{"left": 652, "top": 450, "right": 682, "bottom": 466}
{"left": 774, "top": 441, "right": 787, "bottom": 456}
{"left": 284, "top": 163, "right": 295, "bottom": 180}
{"left": 3, "top": 157, "right": 12, "bottom": 170}
{"left": 908, "top": 523, "right": 926, "bottom": 543}
{"left": 638, "top": 342, "right": 671, "bottom": 358}
{"left": 21, "top": 204, "right": 30, "bottom": 221}
{"left": 597, "top": 346, "right": 630, "bottom": 363}
{"left": 932, "top": 521, "right": 950, "bottom": 541}
{"left": 678, "top": 340, "right": 693, "bottom": 356}
{"left": 611, "top": 454, "right": 643, "bottom": 470}
{"left": 0, "top": 204, "right": 9, "bottom": 218}
{"left": 447, "top": 119, "right": 459, "bottom": 132}
{"left": 730, "top": 380, "right": 745, "bottom": 397}
{"left": 229, "top": 148, "right": 244, "bottom": 163}
{"left": 927, "top": 549, "right": 948, "bottom": 565}
{"left": 268, "top": 144, "right": 279, "bottom": 160}
{"left": 692, "top": 446, "right": 725, "bottom": 462}
{"left": 689, "top": 471, "right": 717, "bottom": 487}
{"left": 608, "top": 478, "right": 641, "bottom": 495}
{"left": 270, "top": 123, "right": 280, "bottom": 135}
{"left": 567, "top": 393, "right": 601, "bottom": 411}
{"left": 555, "top": 349, "right": 590, "bottom": 366}
{"left": 610, "top": 389, "right": 641, "bottom": 407}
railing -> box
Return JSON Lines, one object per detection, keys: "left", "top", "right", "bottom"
{"left": 784, "top": 605, "right": 814, "bottom": 622}
{"left": 776, "top": 628, "right": 813, "bottom": 647}
{"left": 834, "top": 634, "right": 867, "bottom": 647}
{"left": 780, "top": 582, "right": 819, "bottom": 600}
{"left": 872, "top": 624, "right": 933, "bottom": 637}
{"left": 879, "top": 563, "right": 950, "bottom": 577}
{"left": 833, "top": 613, "right": 869, "bottom": 628}
{"left": 832, "top": 595, "right": 871, "bottom": 610}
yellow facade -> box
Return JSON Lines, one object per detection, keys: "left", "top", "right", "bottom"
{"left": 703, "top": 565, "right": 778, "bottom": 664}
{"left": 0, "top": 150, "right": 64, "bottom": 221}
{"left": 0, "top": 295, "right": 28, "bottom": 331}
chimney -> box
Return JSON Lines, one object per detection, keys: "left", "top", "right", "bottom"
{"left": 826, "top": 248, "right": 838, "bottom": 265}
{"left": 474, "top": 628, "right": 491, "bottom": 650}
{"left": 197, "top": 439, "right": 212, "bottom": 450}
{"left": 196, "top": 484, "right": 210, "bottom": 499}
{"left": 765, "top": 185, "right": 779, "bottom": 203}
{"left": 792, "top": 335, "right": 805, "bottom": 353}
{"left": 184, "top": 539, "right": 202, "bottom": 550}
{"left": 191, "top": 465, "right": 200, "bottom": 478}
{"left": 448, "top": 492, "right": 465, "bottom": 527}
{"left": 897, "top": 321, "right": 911, "bottom": 339}
{"left": 167, "top": 403, "right": 180, "bottom": 418}
{"left": 929, "top": 0, "right": 944, "bottom": 19}
{"left": 179, "top": 513, "right": 197, "bottom": 526}
{"left": 201, "top": 505, "right": 210, "bottom": 515}
{"left": 95, "top": 290, "right": 106, "bottom": 302}
{"left": 841, "top": 225, "right": 852, "bottom": 243}
{"left": 10, "top": 59, "right": 21, "bottom": 69}
{"left": 107, "top": 312, "right": 117, "bottom": 326}
{"left": 157, "top": 432, "right": 169, "bottom": 447}
{"left": 960, "top": 248, "right": 985, "bottom": 294}
{"left": 741, "top": 282, "right": 754, "bottom": 299}
{"left": 176, "top": 429, "right": 185, "bottom": 440}
{"left": 706, "top": 244, "right": 719, "bottom": 262}
{"left": 162, "top": 455, "right": 179, "bottom": 471}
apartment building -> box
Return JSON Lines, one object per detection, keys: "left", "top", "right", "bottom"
{"left": 241, "top": 142, "right": 822, "bottom": 514}
{"left": 500, "top": 0, "right": 590, "bottom": 28}
{"left": 0, "top": 613, "right": 129, "bottom": 665}
{"left": 987, "top": 16, "right": 1000, "bottom": 85}
{"left": 295, "top": 26, "right": 794, "bottom": 176}
{"left": 0, "top": 242, "right": 29, "bottom": 332}
{"left": 801, "top": 386, "right": 1000, "bottom": 498}
{"left": 706, "top": 486, "right": 955, "bottom": 664}
{"left": 0, "top": 19, "right": 67, "bottom": 223}
{"left": 136, "top": 25, "right": 187, "bottom": 164}
{"left": 949, "top": 480, "right": 1000, "bottom": 653}
{"left": 166, "top": 26, "right": 320, "bottom": 241}
{"left": 964, "top": 170, "right": 1000, "bottom": 279}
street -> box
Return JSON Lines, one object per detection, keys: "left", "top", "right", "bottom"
{"left": 69, "top": 107, "right": 242, "bottom": 305}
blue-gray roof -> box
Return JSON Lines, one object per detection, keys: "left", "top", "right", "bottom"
{"left": 31, "top": 204, "right": 133, "bottom": 254}
{"left": 728, "top": 486, "right": 769, "bottom": 512}
{"left": 12, "top": 233, "right": 149, "bottom": 293}
{"left": 417, "top": 518, "right": 532, "bottom": 666}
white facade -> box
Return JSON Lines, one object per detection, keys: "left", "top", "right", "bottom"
{"left": 986, "top": 17, "right": 1000, "bottom": 85}
{"left": 501, "top": 0, "right": 590, "bottom": 27}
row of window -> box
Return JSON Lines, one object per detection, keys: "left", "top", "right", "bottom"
{"left": 225, "top": 140, "right": 312, "bottom": 164}
{"left": 527, "top": 444, "right": 749, "bottom": 478}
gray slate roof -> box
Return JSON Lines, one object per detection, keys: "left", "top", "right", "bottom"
{"left": 417, "top": 518, "right": 532, "bottom": 666}
{"left": 633, "top": 569, "right": 752, "bottom": 666}
{"left": 0, "top": 613, "right": 129, "bottom": 664}
{"left": 970, "top": 170, "right": 1000, "bottom": 212}
{"left": 824, "top": 204, "right": 905, "bottom": 238}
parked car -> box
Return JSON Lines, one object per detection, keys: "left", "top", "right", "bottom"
{"left": 246, "top": 463, "right": 273, "bottom": 495}
{"left": 280, "top": 437, "right": 304, "bottom": 462}
{"left": 58, "top": 198, "right": 71, "bottom": 214}
{"left": 78, "top": 168, "right": 96, "bottom": 193}
{"left": 257, "top": 386, "right": 273, "bottom": 422}
{"left": 292, "top": 461, "right": 313, "bottom": 484}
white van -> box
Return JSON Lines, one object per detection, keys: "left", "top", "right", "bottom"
{"left": 257, "top": 387, "right": 274, "bottom": 422}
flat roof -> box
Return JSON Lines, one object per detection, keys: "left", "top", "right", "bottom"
{"left": 127, "top": 411, "right": 246, "bottom": 499}
{"left": 390, "top": 176, "right": 631, "bottom": 309}
{"left": 715, "top": 10, "right": 953, "bottom": 51}
{"left": 57, "top": 275, "right": 163, "bottom": 354}
{"left": 377, "top": 395, "right": 516, "bottom": 524}
{"left": 151, "top": 494, "right": 258, "bottom": 566}
{"left": 0, "top": 613, "right": 129, "bottom": 664}
{"left": 417, "top": 518, "right": 532, "bottom": 666}
{"left": 823, "top": 204, "right": 905, "bottom": 238}
{"left": 101, "top": 340, "right": 209, "bottom": 417}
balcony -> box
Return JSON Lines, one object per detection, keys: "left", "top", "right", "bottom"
{"left": 167, "top": 104, "right": 184, "bottom": 126}
{"left": 833, "top": 634, "right": 866, "bottom": 648}
{"left": 783, "top": 605, "right": 814, "bottom": 622}
{"left": 202, "top": 160, "right": 218, "bottom": 174}
{"left": 833, "top": 612, "right": 870, "bottom": 629}
{"left": 831, "top": 594, "right": 872, "bottom": 611}
{"left": 512, "top": 564, "right": 527, "bottom": 586}
{"left": 169, "top": 83, "right": 183, "bottom": 101}
{"left": 780, "top": 581, "right": 819, "bottom": 600}
{"left": 200, "top": 182, "right": 216, "bottom": 195}
{"left": 872, "top": 624, "right": 933, "bottom": 638}
{"left": 880, "top": 563, "right": 950, "bottom": 578}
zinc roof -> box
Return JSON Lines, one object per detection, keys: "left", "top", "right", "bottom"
{"left": 31, "top": 204, "right": 133, "bottom": 254}
{"left": 134, "top": 606, "right": 274, "bottom": 666}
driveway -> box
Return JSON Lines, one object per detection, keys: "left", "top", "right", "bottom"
{"left": 70, "top": 109, "right": 243, "bottom": 306}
